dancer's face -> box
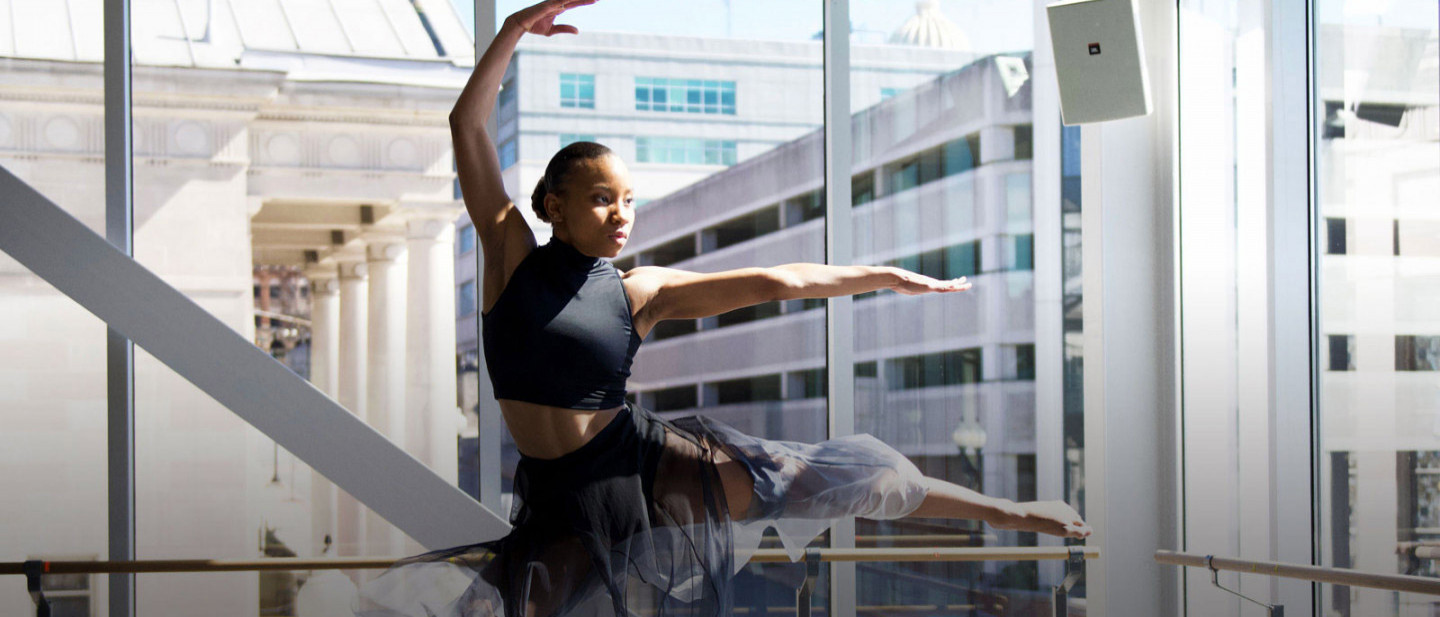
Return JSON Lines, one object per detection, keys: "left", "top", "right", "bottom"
{"left": 546, "top": 154, "right": 636, "bottom": 259}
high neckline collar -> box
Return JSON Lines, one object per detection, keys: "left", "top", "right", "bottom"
{"left": 547, "top": 236, "right": 601, "bottom": 269}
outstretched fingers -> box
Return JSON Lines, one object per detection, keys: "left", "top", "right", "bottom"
{"left": 514, "top": 0, "right": 598, "bottom": 36}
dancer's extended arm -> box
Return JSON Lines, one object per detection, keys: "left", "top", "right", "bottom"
{"left": 625, "top": 263, "right": 969, "bottom": 325}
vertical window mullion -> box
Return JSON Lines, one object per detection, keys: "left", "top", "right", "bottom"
{"left": 822, "top": 2, "right": 856, "bottom": 617}
{"left": 104, "top": 0, "right": 136, "bottom": 616}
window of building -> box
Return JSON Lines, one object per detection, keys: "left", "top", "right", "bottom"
{"left": 888, "top": 158, "right": 920, "bottom": 194}
{"left": 917, "top": 247, "right": 946, "bottom": 279}
{"left": 1010, "top": 234, "right": 1034, "bottom": 271}
{"left": 1394, "top": 219, "right": 1402, "bottom": 256}
{"left": 651, "top": 318, "right": 698, "bottom": 341}
{"left": 1396, "top": 335, "right": 1440, "bottom": 372}
{"left": 716, "top": 301, "right": 783, "bottom": 328}
{"left": 854, "top": 361, "right": 879, "bottom": 378}
{"left": 945, "top": 241, "right": 982, "bottom": 278}
{"left": 852, "top": 172, "right": 875, "bottom": 207}
{"left": 635, "top": 77, "right": 736, "bottom": 115}
{"left": 787, "top": 368, "right": 827, "bottom": 399}
{"left": 645, "top": 235, "right": 697, "bottom": 267}
{"left": 560, "top": 133, "right": 596, "bottom": 148}
{"left": 1326, "top": 217, "right": 1347, "bottom": 255}
{"left": 1328, "top": 334, "right": 1355, "bottom": 371}
{"left": 648, "top": 385, "right": 698, "bottom": 412}
{"left": 943, "top": 134, "right": 981, "bottom": 176}
{"left": 703, "top": 205, "right": 780, "bottom": 251}
{"left": 457, "top": 225, "right": 476, "bottom": 256}
{"left": 885, "top": 134, "right": 980, "bottom": 196}
{"left": 1003, "top": 344, "right": 1036, "bottom": 380}
{"left": 880, "top": 87, "right": 901, "bottom": 99}
{"left": 709, "top": 374, "right": 783, "bottom": 405}
{"left": 635, "top": 137, "right": 737, "bottom": 166}
{"left": 1014, "top": 124, "right": 1034, "bottom": 160}
{"left": 498, "top": 77, "right": 516, "bottom": 109}
{"left": 884, "top": 348, "right": 983, "bottom": 390}
{"left": 784, "top": 190, "right": 825, "bottom": 226}
{"left": 498, "top": 138, "right": 517, "bottom": 169}
{"left": 1394, "top": 219, "right": 1440, "bottom": 257}
{"left": 560, "top": 73, "right": 595, "bottom": 109}
{"left": 458, "top": 280, "right": 476, "bottom": 316}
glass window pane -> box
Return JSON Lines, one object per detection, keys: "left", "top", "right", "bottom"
{"left": 497, "top": 2, "right": 826, "bottom": 604}
{"left": 850, "top": 0, "right": 1067, "bottom": 611}
{"left": 0, "top": 38, "right": 108, "bottom": 617}
{"left": 125, "top": 1, "right": 477, "bottom": 613}
{"left": 1315, "top": 1, "right": 1440, "bottom": 615}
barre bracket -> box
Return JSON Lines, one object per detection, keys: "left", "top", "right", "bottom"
{"left": 1207, "top": 554, "right": 1283, "bottom": 617}
{"left": 795, "top": 549, "right": 822, "bottom": 617}
{"left": 1052, "top": 547, "right": 1086, "bottom": 617}
{"left": 23, "top": 560, "right": 51, "bottom": 617}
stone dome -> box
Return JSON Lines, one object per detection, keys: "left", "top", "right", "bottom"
{"left": 889, "top": 0, "right": 972, "bottom": 51}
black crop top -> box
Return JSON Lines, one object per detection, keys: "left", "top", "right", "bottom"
{"left": 481, "top": 237, "right": 642, "bottom": 409}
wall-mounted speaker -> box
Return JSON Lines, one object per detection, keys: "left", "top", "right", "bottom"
{"left": 1047, "top": 0, "right": 1152, "bottom": 125}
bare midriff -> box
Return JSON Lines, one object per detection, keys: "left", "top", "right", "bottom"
{"left": 497, "top": 399, "right": 624, "bottom": 460}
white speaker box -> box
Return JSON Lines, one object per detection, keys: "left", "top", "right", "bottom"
{"left": 1046, "top": 0, "right": 1153, "bottom": 125}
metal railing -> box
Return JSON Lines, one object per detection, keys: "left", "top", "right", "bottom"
{"left": 5, "top": 546, "right": 1098, "bottom": 617}
{"left": 1155, "top": 549, "right": 1440, "bottom": 616}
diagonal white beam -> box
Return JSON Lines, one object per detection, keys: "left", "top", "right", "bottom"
{"left": 0, "top": 166, "right": 509, "bottom": 551}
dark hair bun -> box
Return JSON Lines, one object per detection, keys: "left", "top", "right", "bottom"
{"left": 531, "top": 178, "right": 550, "bottom": 223}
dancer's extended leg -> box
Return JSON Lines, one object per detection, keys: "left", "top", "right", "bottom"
{"left": 907, "top": 477, "right": 1091, "bottom": 539}
{"left": 716, "top": 451, "right": 1089, "bottom": 539}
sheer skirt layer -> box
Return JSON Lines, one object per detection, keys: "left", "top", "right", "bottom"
{"left": 355, "top": 403, "right": 929, "bottom": 617}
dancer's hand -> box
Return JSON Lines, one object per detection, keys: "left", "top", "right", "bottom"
{"left": 505, "top": 0, "right": 598, "bottom": 37}
{"left": 1005, "top": 500, "right": 1092, "bottom": 539}
{"left": 886, "top": 267, "right": 971, "bottom": 295}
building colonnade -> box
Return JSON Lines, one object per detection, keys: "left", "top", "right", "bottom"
{"left": 303, "top": 208, "right": 464, "bottom": 558}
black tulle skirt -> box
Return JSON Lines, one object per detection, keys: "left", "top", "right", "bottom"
{"left": 355, "top": 402, "right": 930, "bottom": 617}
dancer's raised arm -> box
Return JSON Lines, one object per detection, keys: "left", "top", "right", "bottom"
{"left": 625, "top": 263, "right": 970, "bottom": 333}
{"left": 451, "top": 0, "right": 596, "bottom": 311}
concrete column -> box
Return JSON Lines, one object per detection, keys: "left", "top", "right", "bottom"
{"left": 308, "top": 273, "right": 341, "bottom": 398}
{"left": 365, "top": 239, "right": 407, "bottom": 557}
{"left": 335, "top": 257, "right": 368, "bottom": 557}
{"left": 365, "top": 240, "right": 408, "bottom": 445}
{"left": 406, "top": 216, "right": 462, "bottom": 484}
{"left": 306, "top": 269, "right": 341, "bottom": 557}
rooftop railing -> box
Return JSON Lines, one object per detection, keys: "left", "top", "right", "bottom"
{"left": 4, "top": 546, "right": 1098, "bottom": 617}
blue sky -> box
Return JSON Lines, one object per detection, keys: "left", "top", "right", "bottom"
{"left": 448, "top": 0, "right": 1038, "bottom": 56}
{"left": 447, "top": 0, "right": 1440, "bottom": 52}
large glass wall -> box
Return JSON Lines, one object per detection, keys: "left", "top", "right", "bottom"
{"left": 847, "top": 1, "right": 1075, "bottom": 614}
{"left": 125, "top": 0, "right": 479, "bottom": 613}
{"left": 1315, "top": 1, "right": 1439, "bottom": 615}
{"left": 487, "top": 1, "right": 830, "bottom": 610}
{"left": 0, "top": 0, "right": 1094, "bottom": 614}
{"left": 0, "top": 8, "right": 108, "bottom": 613}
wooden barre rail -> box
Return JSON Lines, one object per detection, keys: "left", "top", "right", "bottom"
{"left": 1155, "top": 550, "right": 1440, "bottom": 596}
{"left": 2, "top": 547, "right": 1099, "bottom": 576}
{"left": 762, "top": 534, "right": 999, "bottom": 545}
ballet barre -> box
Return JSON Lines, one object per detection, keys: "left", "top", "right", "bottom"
{"left": 3, "top": 546, "right": 1099, "bottom": 617}
{"left": 1155, "top": 549, "right": 1440, "bottom": 616}
{"left": 760, "top": 533, "right": 1000, "bottom": 545}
